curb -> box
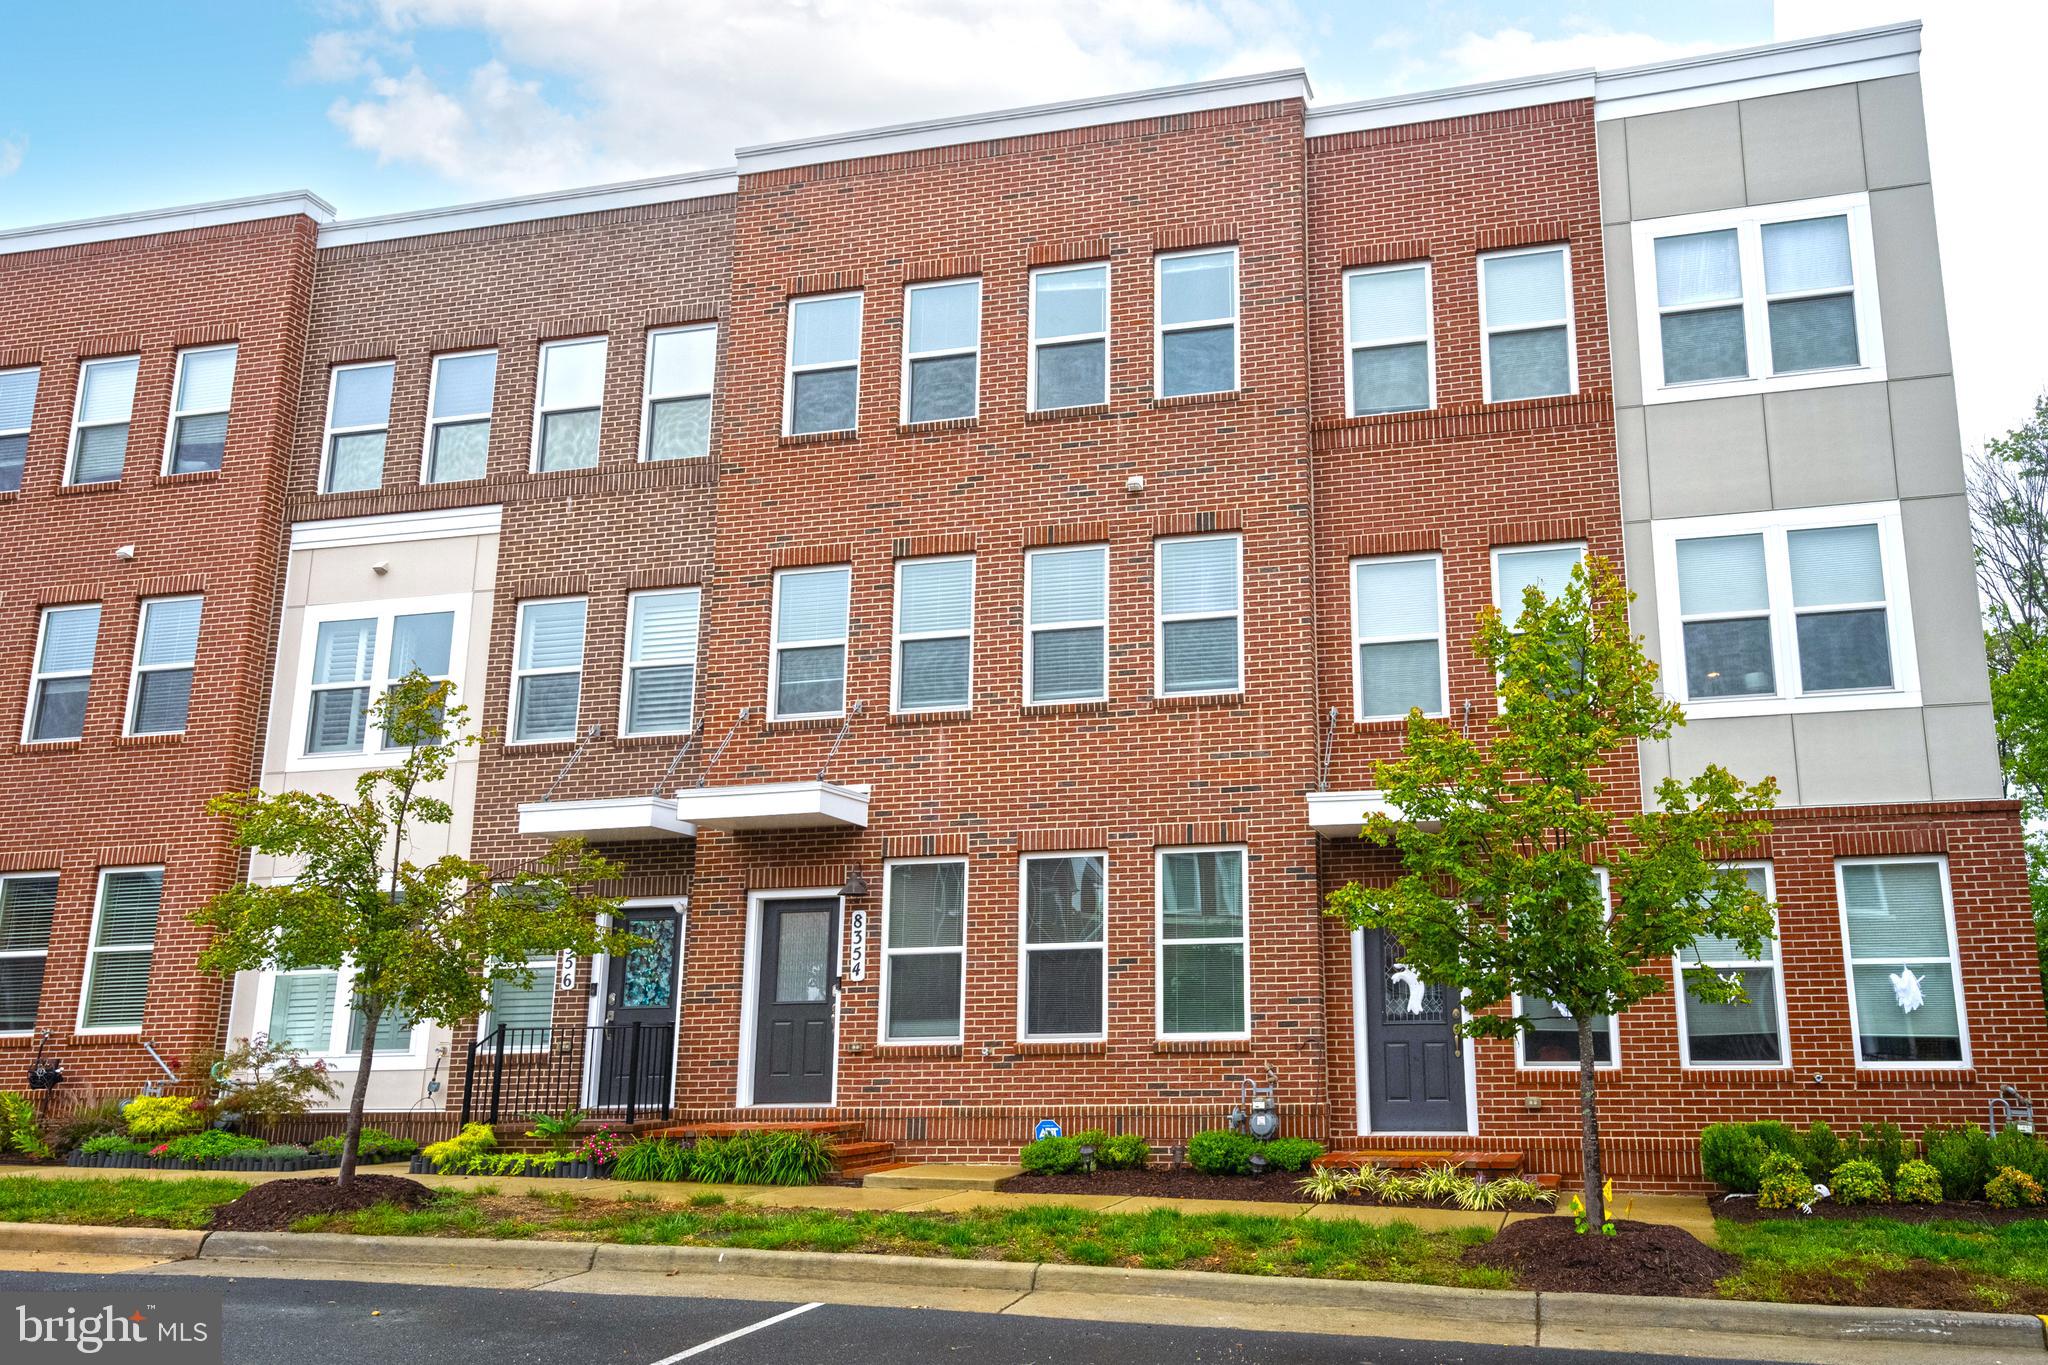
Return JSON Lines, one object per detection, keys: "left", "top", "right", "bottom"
{"left": 0, "top": 1224, "right": 209, "bottom": 1258}
{"left": 591, "top": 1243, "right": 1035, "bottom": 1291}
{"left": 1541, "top": 1289, "right": 2048, "bottom": 1351}
{"left": 198, "top": 1230, "right": 598, "bottom": 1272}
{"left": 1032, "top": 1263, "right": 1537, "bottom": 1324}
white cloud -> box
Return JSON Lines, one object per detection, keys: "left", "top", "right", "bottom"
{"left": 0, "top": 137, "right": 23, "bottom": 179}
{"left": 1435, "top": 26, "right": 1717, "bottom": 85}
{"left": 298, "top": 28, "right": 412, "bottom": 82}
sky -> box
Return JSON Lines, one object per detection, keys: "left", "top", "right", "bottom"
{"left": 0, "top": 1, "right": 2037, "bottom": 448}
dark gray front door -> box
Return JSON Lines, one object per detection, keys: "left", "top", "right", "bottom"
{"left": 1361, "top": 929, "right": 1466, "bottom": 1132}
{"left": 597, "top": 905, "right": 681, "bottom": 1112}
{"left": 752, "top": 898, "right": 837, "bottom": 1105}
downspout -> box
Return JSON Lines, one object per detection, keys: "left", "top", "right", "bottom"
{"left": 1296, "top": 104, "right": 1333, "bottom": 1141}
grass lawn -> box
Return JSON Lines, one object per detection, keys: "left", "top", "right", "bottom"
{"left": 0, "top": 1176, "right": 251, "bottom": 1230}
{"left": 1715, "top": 1215, "right": 2048, "bottom": 1313}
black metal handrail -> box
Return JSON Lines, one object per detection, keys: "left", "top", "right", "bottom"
{"left": 460, "top": 1021, "right": 675, "bottom": 1126}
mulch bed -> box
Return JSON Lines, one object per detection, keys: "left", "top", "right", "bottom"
{"left": 1710, "top": 1195, "right": 2048, "bottom": 1226}
{"left": 210, "top": 1175, "right": 435, "bottom": 1232}
{"left": 1771, "top": 1264, "right": 2048, "bottom": 1314}
{"left": 1000, "top": 1169, "right": 1554, "bottom": 1211}
{"left": 1465, "top": 1218, "right": 1736, "bottom": 1298}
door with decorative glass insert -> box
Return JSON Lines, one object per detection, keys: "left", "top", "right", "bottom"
{"left": 1359, "top": 928, "right": 1466, "bottom": 1132}
{"left": 752, "top": 897, "right": 838, "bottom": 1104}
{"left": 596, "top": 905, "right": 681, "bottom": 1114}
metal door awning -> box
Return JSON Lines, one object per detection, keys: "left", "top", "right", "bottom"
{"left": 1305, "top": 790, "right": 1403, "bottom": 838}
{"left": 517, "top": 796, "right": 697, "bottom": 841}
{"left": 668, "top": 780, "right": 871, "bottom": 831}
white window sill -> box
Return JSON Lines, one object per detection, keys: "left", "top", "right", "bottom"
{"left": 1673, "top": 688, "right": 1920, "bottom": 719}
{"left": 1642, "top": 364, "right": 1885, "bottom": 406}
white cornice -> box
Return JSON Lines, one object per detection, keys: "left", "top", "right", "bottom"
{"left": 1306, "top": 70, "right": 1593, "bottom": 139}
{"left": 0, "top": 191, "right": 335, "bottom": 257}
{"left": 290, "top": 503, "right": 504, "bottom": 551}
{"left": 1593, "top": 22, "right": 1920, "bottom": 122}
{"left": 316, "top": 167, "right": 738, "bottom": 248}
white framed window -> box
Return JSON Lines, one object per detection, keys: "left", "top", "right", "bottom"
{"left": 893, "top": 555, "right": 973, "bottom": 714}
{"left": 902, "top": 280, "right": 980, "bottom": 424}
{"left": 1838, "top": 856, "right": 1968, "bottom": 1068}
{"left": 1517, "top": 868, "right": 1618, "bottom": 1069}
{"left": 1491, "top": 541, "right": 1586, "bottom": 621}
{"left": 770, "top": 565, "right": 851, "bottom": 720}
{"left": 78, "top": 866, "right": 162, "bottom": 1033}
{"left": 1019, "top": 853, "right": 1106, "bottom": 1041}
{"left": 785, "top": 293, "right": 862, "bottom": 437}
{"left": 1155, "top": 534, "right": 1241, "bottom": 697}
{"left": 422, "top": 349, "right": 497, "bottom": 484}
{"left": 1155, "top": 247, "right": 1237, "bottom": 398}
{"left": 1633, "top": 193, "right": 1885, "bottom": 404}
{"left": 126, "top": 596, "right": 202, "bottom": 736}
{"left": 24, "top": 602, "right": 101, "bottom": 743}
{"left": 1029, "top": 263, "right": 1108, "bottom": 411}
{"left": 295, "top": 596, "right": 463, "bottom": 761}
{"left": 482, "top": 959, "right": 558, "bottom": 1050}
{"left": 510, "top": 597, "right": 587, "bottom": 744}
{"left": 258, "top": 964, "right": 418, "bottom": 1061}
{"left": 67, "top": 355, "right": 139, "bottom": 485}
{"left": 621, "top": 588, "right": 701, "bottom": 737}
{"left": 0, "top": 873, "right": 57, "bottom": 1035}
{"left": 1351, "top": 553, "right": 1446, "bottom": 721}
{"left": 1651, "top": 503, "right": 1918, "bottom": 716}
{"left": 162, "top": 344, "right": 237, "bottom": 475}
{"left": 321, "top": 361, "right": 394, "bottom": 493}
{"left": 1478, "top": 245, "right": 1575, "bottom": 403}
{"left": 0, "top": 365, "right": 38, "bottom": 494}
{"left": 1676, "top": 863, "right": 1788, "bottom": 1068}
{"left": 1025, "top": 545, "right": 1108, "bottom": 705}
{"left": 533, "top": 337, "right": 607, "bottom": 472}
{"left": 641, "top": 325, "right": 716, "bottom": 461}
{"left": 1157, "top": 846, "right": 1249, "bottom": 1040}
{"left": 1344, "top": 262, "right": 1433, "bottom": 416}
{"left": 880, "top": 858, "right": 966, "bottom": 1044}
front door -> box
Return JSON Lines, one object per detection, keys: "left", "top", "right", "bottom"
{"left": 752, "top": 897, "right": 838, "bottom": 1105}
{"left": 1360, "top": 928, "right": 1467, "bottom": 1132}
{"left": 596, "top": 905, "right": 681, "bottom": 1113}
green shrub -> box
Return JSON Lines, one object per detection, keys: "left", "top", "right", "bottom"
{"left": 78, "top": 1134, "right": 147, "bottom": 1155}
{"left": 685, "top": 1131, "right": 833, "bottom": 1185}
{"left": 123, "top": 1096, "right": 203, "bottom": 1141}
{"left": 1097, "top": 1134, "right": 1149, "bottom": 1170}
{"left": 1829, "top": 1157, "right": 1890, "bottom": 1205}
{"left": 1018, "top": 1136, "right": 1084, "bottom": 1175}
{"left": 0, "top": 1093, "right": 52, "bottom": 1159}
{"left": 1923, "top": 1124, "right": 1992, "bottom": 1201}
{"left": 1757, "top": 1151, "right": 1815, "bottom": 1210}
{"left": 1186, "top": 1128, "right": 1256, "bottom": 1176}
{"left": 1072, "top": 1128, "right": 1110, "bottom": 1150}
{"left": 613, "top": 1137, "right": 694, "bottom": 1183}
{"left": 51, "top": 1099, "right": 128, "bottom": 1155}
{"left": 1259, "top": 1137, "right": 1325, "bottom": 1173}
{"left": 1894, "top": 1159, "right": 1943, "bottom": 1204}
{"left": 255, "top": 1144, "right": 311, "bottom": 1161}
{"left": 1799, "top": 1122, "right": 1845, "bottom": 1182}
{"left": 1850, "top": 1121, "right": 1909, "bottom": 1182}
{"left": 422, "top": 1122, "right": 499, "bottom": 1171}
{"left": 310, "top": 1127, "right": 418, "bottom": 1162}
{"left": 1986, "top": 1127, "right": 2048, "bottom": 1185}
{"left": 1700, "top": 1122, "right": 1798, "bottom": 1193}
{"left": 523, "top": 1107, "right": 588, "bottom": 1152}
{"left": 1986, "top": 1166, "right": 2045, "bottom": 1209}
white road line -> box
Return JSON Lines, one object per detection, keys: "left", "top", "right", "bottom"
{"left": 647, "top": 1301, "right": 823, "bottom": 1363}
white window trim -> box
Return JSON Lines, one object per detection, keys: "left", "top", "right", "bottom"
{"left": 783, "top": 291, "right": 863, "bottom": 438}
{"left": 899, "top": 279, "right": 981, "bottom": 425}
{"left": 250, "top": 963, "right": 427, "bottom": 1066}
{"left": 1674, "top": 862, "right": 1791, "bottom": 1071}
{"left": 877, "top": 856, "right": 968, "bottom": 1047}
{"left": 477, "top": 956, "right": 560, "bottom": 1054}
{"left": 288, "top": 593, "right": 471, "bottom": 770}
{"left": 420, "top": 348, "right": 497, "bottom": 485}
{"left": 22, "top": 602, "right": 99, "bottom": 745}
{"left": 1515, "top": 868, "right": 1621, "bottom": 1070}
{"left": 891, "top": 554, "right": 974, "bottom": 715}
{"left": 508, "top": 595, "right": 588, "bottom": 746}
{"left": 1350, "top": 551, "right": 1449, "bottom": 722}
{"left": 530, "top": 336, "right": 608, "bottom": 473}
{"left": 618, "top": 586, "right": 701, "bottom": 738}
{"left": 319, "top": 360, "right": 394, "bottom": 494}
{"left": 1017, "top": 851, "right": 1109, "bottom": 1043}
{"left": 1632, "top": 193, "right": 1886, "bottom": 405}
{"left": 124, "top": 594, "right": 202, "bottom": 738}
{"left": 1153, "top": 246, "right": 1239, "bottom": 400}
{"left": 1023, "top": 544, "right": 1109, "bottom": 706}
{"left": 1028, "top": 262, "right": 1110, "bottom": 412}
{"left": 0, "top": 364, "right": 36, "bottom": 443}
{"left": 1477, "top": 244, "right": 1577, "bottom": 404}
{"left": 1342, "top": 261, "right": 1436, "bottom": 416}
{"left": 1650, "top": 502, "right": 1920, "bottom": 717}
{"left": 160, "top": 343, "right": 236, "bottom": 475}
{"left": 1153, "top": 533, "right": 1244, "bottom": 699}
{"left": 639, "top": 323, "right": 717, "bottom": 461}
{"left": 1490, "top": 540, "right": 1588, "bottom": 615}
{"left": 66, "top": 354, "right": 139, "bottom": 486}
{"left": 76, "top": 865, "right": 161, "bottom": 1036}
{"left": 0, "top": 871, "right": 57, "bottom": 1037}
{"left": 768, "top": 564, "right": 851, "bottom": 722}
{"left": 1836, "top": 854, "right": 1972, "bottom": 1072}
{"left": 1154, "top": 844, "right": 1252, "bottom": 1042}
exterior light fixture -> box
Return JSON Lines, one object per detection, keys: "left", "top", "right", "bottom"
{"left": 1249, "top": 1153, "right": 1269, "bottom": 1177}
{"left": 1079, "top": 1143, "right": 1097, "bottom": 1174}
{"left": 840, "top": 866, "right": 869, "bottom": 898}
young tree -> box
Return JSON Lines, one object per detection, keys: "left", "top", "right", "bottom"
{"left": 195, "top": 675, "right": 636, "bottom": 1189}
{"left": 1325, "top": 558, "right": 1777, "bottom": 1231}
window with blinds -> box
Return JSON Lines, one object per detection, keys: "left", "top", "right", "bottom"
{"left": 1156, "top": 248, "right": 1236, "bottom": 399}
{"left": 128, "top": 596, "right": 202, "bottom": 736}
{"left": 1352, "top": 553, "right": 1444, "bottom": 720}
{"left": 893, "top": 557, "right": 972, "bottom": 713}
{"left": 534, "top": 337, "right": 607, "bottom": 472}
{"left": 306, "top": 617, "right": 377, "bottom": 754}
{"left": 1840, "top": 858, "right": 1966, "bottom": 1065}
{"left": 643, "top": 326, "right": 716, "bottom": 460}
{"left": 27, "top": 603, "right": 100, "bottom": 743}
{"left": 1344, "top": 263, "right": 1433, "bottom": 415}
{"left": 0, "top": 874, "right": 56, "bottom": 1034}
{"left": 1517, "top": 867, "right": 1617, "bottom": 1067}
{"left": 165, "top": 345, "right": 237, "bottom": 475}
{"left": 1492, "top": 543, "right": 1584, "bottom": 624}
{"left": 323, "top": 362, "right": 393, "bottom": 493}
{"left": 1021, "top": 854, "right": 1105, "bottom": 1039}
{"left": 1158, "top": 848, "right": 1247, "bottom": 1038}
{"left": 1156, "top": 535, "right": 1241, "bottom": 697}
{"left": 1026, "top": 546, "right": 1107, "bottom": 705}
{"left": 902, "top": 282, "right": 979, "bottom": 425}
{"left": 623, "top": 589, "right": 700, "bottom": 735}
{"left": 81, "top": 868, "right": 161, "bottom": 1031}
{"left": 1478, "top": 246, "right": 1573, "bottom": 403}
{"left": 487, "top": 964, "right": 556, "bottom": 1048}
{"left": 513, "top": 598, "right": 587, "bottom": 743}
{"left": 1030, "top": 264, "right": 1108, "bottom": 411}
{"left": 786, "top": 294, "right": 862, "bottom": 436}
{"left": 771, "top": 567, "right": 850, "bottom": 719}
{"left": 1676, "top": 865, "right": 1785, "bottom": 1065}
{"left": 0, "top": 366, "right": 38, "bottom": 495}
{"left": 68, "top": 355, "right": 138, "bottom": 485}
{"left": 883, "top": 860, "right": 966, "bottom": 1042}
{"left": 424, "top": 350, "right": 497, "bottom": 484}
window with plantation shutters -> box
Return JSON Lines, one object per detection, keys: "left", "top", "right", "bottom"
{"left": 81, "top": 868, "right": 161, "bottom": 1031}
{"left": 1344, "top": 263, "right": 1433, "bottom": 415}
{"left": 1478, "top": 246, "right": 1574, "bottom": 402}
{"left": 164, "top": 345, "right": 236, "bottom": 474}
{"left": 424, "top": 350, "right": 496, "bottom": 484}
{"left": 68, "top": 355, "right": 138, "bottom": 485}
{"left": 322, "top": 362, "right": 393, "bottom": 493}
{"left": 1677, "top": 864, "right": 1786, "bottom": 1066}
{"left": 1026, "top": 545, "right": 1107, "bottom": 705}
{"left": 297, "top": 600, "right": 461, "bottom": 760}
{"left": 883, "top": 860, "right": 965, "bottom": 1042}
{"left": 642, "top": 326, "right": 715, "bottom": 460}
{"left": 27, "top": 603, "right": 101, "bottom": 743}
{"left": 0, "top": 874, "right": 56, "bottom": 1034}
{"left": 306, "top": 617, "right": 376, "bottom": 754}
{"left": 1352, "top": 554, "right": 1445, "bottom": 721}
{"left": 902, "top": 282, "right": 979, "bottom": 424}
{"left": 487, "top": 963, "right": 556, "bottom": 1048}
{"left": 1839, "top": 858, "right": 1967, "bottom": 1065}
{"left": 379, "top": 610, "right": 455, "bottom": 750}
{"left": 512, "top": 598, "right": 587, "bottom": 743}
{"left": 786, "top": 294, "right": 861, "bottom": 436}
{"left": 266, "top": 971, "right": 339, "bottom": 1052}
{"left": 1030, "top": 264, "right": 1108, "bottom": 411}
{"left": 1157, "top": 848, "right": 1247, "bottom": 1038}
{"left": 128, "top": 596, "right": 202, "bottom": 736}
{"left": 1021, "top": 854, "right": 1105, "bottom": 1040}
{"left": 534, "top": 337, "right": 606, "bottom": 471}
{"left": 0, "top": 366, "right": 37, "bottom": 494}
{"left": 893, "top": 556, "right": 972, "bottom": 713}
{"left": 347, "top": 1000, "right": 414, "bottom": 1053}
{"left": 770, "top": 566, "right": 850, "bottom": 720}
{"left": 622, "top": 589, "right": 700, "bottom": 736}
{"left": 1155, "top": 535, "right": 1241, "bottom": 697}
{"left": 1155, "top": 248, "right": 1237, "bottom": 398}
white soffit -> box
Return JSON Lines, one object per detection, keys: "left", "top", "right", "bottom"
{"left": 518, "top": 797, "right": 697, "bottom": 842}
{"left": 669, "top": 780, "right": 872, "bottom": 831}
{"left": 0, "top": 191, "right": 335, "bottom": 257}
{"left": 1305, "top": 790, "right": 1403, "bottom": 838}
{"left": 1593, "top": 22, "right": 1920, "bottom": 122}
{"left": 290, "top": 503, "right": 504, "bottom": 551}
{"left": 316, "top": 167, "right": 739, "bottom": 248}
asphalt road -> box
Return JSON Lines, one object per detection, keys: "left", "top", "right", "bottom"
{"left": 0, "top": 1270, "right": 1751, "bottom": 1364}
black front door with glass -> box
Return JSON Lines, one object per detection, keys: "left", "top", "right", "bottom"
{"left": 1361, "top": 928, "right": 1467, "bottom": 1132}
{"left": 597, "top": 905, "right": 681, "bottom": 1113}
{"left": 753, "top": 897, "right": 838, "bottom": 1105}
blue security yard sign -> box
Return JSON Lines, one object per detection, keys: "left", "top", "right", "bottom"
{"left": 1033, "top": 1119, "right": 1062, "bottom": 1141}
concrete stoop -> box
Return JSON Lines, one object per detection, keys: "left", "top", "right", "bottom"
{"left": 861, "top": 1163, "right": 1020, "bottom": 1191}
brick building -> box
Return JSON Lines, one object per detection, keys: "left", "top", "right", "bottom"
{"left": 4, "top": 22, "right": 2041, "bottom": 1187}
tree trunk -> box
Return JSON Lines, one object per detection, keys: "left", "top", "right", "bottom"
{"left": 336, "top": 998, "right": 381, "bottom": 1191}
{"left": 1576, "top": 1013, "right": 1605, "bottom": 1231}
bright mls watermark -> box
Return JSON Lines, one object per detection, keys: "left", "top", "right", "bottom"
{"left": 6, "top": 1291, "right": 221, "bottom": 1363}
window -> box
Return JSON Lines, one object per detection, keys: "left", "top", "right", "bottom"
{"left": 621, "top": 589, "right": 700, "bottom": 736}
{"left": 882, "top": 859, "right": 966, "bottom": 1043}
{"left": 1492, "top": 542, "right": 1585, "bottom": 619}
{"left": 1344, "top": 263, "right": 1433, "bottom": 416}
{"left": 423, "top": 350, "right": 497, "bottom": 484}
{"left": 1025, "top": 545, "right": 1107, "bottom": 705}
{"left": 25, "top": 603, "right": 100, "bottom": 743}
{"left": 1030, "top": 264, "right": 1108, "bottom": 411}
{"left": 322, "top": 362, "right": 393, "bottom": 493}
{"left": 1156, "top": 535, "right": 1241, "bottom": 697}
{"left": 263, "top": 965, "right": 417, "bottom": 1058}
{"left": 67, "top": 355, "right": 138, "bottom": 485}
{"left": 79, "top": 867, "right": 161, "bottom": 1032}
{"left": 1352, "top": 554, "right": 1445, "bottom": 721}
{"left": 1676, "top": 865, "right": 1786, "bottom": 1067}
{"left": 0, "top": 874, "right": 57, "bottom": 1034}
{"left": 785, "top": 293, "right": 862, "bottom": 436}
{"left": 642, "top": 325, "right": 716, "bottom": 460}
{"left": 0, "top": 366, "right": 36, "bottom": 493}
{"left": 1839, "top": 857, "right": 1967, "bottom": 1066}
{"left": 127, "top": 596, "right": 202, "bottom": 736}
{"left": 1518, "top": 868, "right": 1618, "bottom": 1068}
{"left": 1158, "top": 847, "right": 1248, "bottom": 1039}
{"left": 1634, "top": 195, "right": 1884, "bottom": 402}
{"left": 1156, "top": 248, "right": 1236, "bottom": 398}
{"left": 1653, "top": 504, "right": 1916, "bottom": 715}
{"left": 300, "top": 602, "right": 459, "bottom": 757}
{"left": 534, "top": 337, "right": 606, "bottom": 471}
{"left": 893, "top": 556, "right": 973, "bottom": 713}
{"left": 1478, "top": 246, "right": 1574, "bottom": 403}
{"left": 485, "top": 962, "right": 557, "bottom": 1048}
{"left": 306, "top": 618, "right": 376, "bottom": 754}
{"left": 511, "top": 598, "right": 587, "bottom": 743}
{"left": 379, "top": 610, "right": 456, "bottom": 749}
{"left": 163, "top": 344, "right": 236, "bottom": 474}
{"left": 902, "top": 280, "right": 979, "bottom": 424}
{"left": 770, "top": 566, "right": 850, "bottom": 719}
{"left": 1020, "top": 854, "right": 1106, "bottom": 1040}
